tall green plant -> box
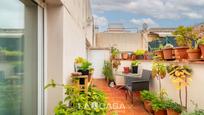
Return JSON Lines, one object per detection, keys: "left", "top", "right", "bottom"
{"left": 173, "top": 26, "right": 198, "bottom": 48}
{"left": 152, "top": 62, "right": 167, "bottom": 98}
{"left": 102, "top": 61, "right": 114, "bottom": 81}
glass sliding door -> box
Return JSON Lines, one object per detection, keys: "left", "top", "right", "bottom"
{"left": 0, "top": 0, "right": 41, "bottom": 115}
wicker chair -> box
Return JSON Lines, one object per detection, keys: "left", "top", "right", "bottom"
{"left": 124, "top": 69, "right": 152, "bottom": 103}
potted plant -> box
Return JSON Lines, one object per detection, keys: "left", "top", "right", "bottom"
{"left": 197, "top": 37, "right": 204, "bottom": 59}
{"left": 77, "top": 60, "right": 92, "bottom": 75}
{"left": 167, "top": 64, "right": 192, "bottom": 110}
{"left": 162, "top": 44, "right": 174, "bottom": 60}
{"left": 121, "top": 52, "right": 129, "bottom": 60}
{"left": 102, "top": 61, "right": 115, "bottom": 87}
{"left": 186, "top": 39, "right": 201, "bottom": 60}
{"left": 152, "top": 62, "right": 167, "bottom": 95}
{"left": 111, "top": 47, "right": 120, "bottom": 60}
{"left": 173, "top": 26, "right": 198, "bottom": 60}
{"left": 152, "top": 98, "right": 167, "bottom": 115}
{"left": 134, "top": 49, "right": 146, "bottom": 60}
{"left": 140, "top": 90, "right": 157, "bottom": 113}
{"left": 166, "top": 100, "right": 182, "bottom": 115}
{"left": 131, "top": 60, "right": 140, "bottom": 74}
{"left": 154, "top": 44, "right": 164, "bottom": 60}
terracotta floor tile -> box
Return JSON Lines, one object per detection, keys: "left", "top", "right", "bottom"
{"left": 93, "top": 79, "right": 149, "bottom": 115}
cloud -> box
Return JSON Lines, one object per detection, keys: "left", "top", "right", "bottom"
{"left": 130, "top": 18, "right": 159, "bottom": 29}
{"left": 92, "top": 0, "right": 204, "bottom": 20}
{"left": 93, "top": 15, "right": 108, "bottom": 26}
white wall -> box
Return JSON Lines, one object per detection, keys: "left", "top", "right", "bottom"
{"left": 88, "top": 49, "right": 110, "bottom": 79}
{"left": 117, "top": 60, "right": 204, "bottom": 111}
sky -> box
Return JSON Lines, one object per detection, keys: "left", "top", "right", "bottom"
{"left": 91, "top": 0, "right": 204, "bottom": 31}
{"left": 0, "top": 0, "right": 24, "bottom": 29}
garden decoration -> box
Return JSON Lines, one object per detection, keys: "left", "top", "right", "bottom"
{"left": 152, "top": 62, "right": 167, "bottom": 99}
{"left": 167, "top": 64, "right": 192, "bottom": 110}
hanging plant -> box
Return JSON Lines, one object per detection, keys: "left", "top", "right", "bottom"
{"left": 167, "top": 64, "right": 192, "bottom": 110}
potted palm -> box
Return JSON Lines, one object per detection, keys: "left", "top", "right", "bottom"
{"left": 197, "top": 37, "right": 204, "bottom": 59}
{"left": 166, "top": 100, "right": 182, "bottom": 115}
{"left": 152, "top": 98, "right": 167, "bottom": 115}
{"left": 140, "top": 90, "right": 157, "bottom": 113}
{"left": 131, "top": 60, "right": 140, "bottom": 74}
{"left": 162, "top": 44, "right": 174, "bottom": 60}
{"left": 173, "top": 26, "right": 198, "bottom": 60}
{"left": 134, "top": 49, "right": 146, "bottom": 60}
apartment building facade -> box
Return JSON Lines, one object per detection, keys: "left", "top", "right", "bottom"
{"left": 0, "top": 0, "right": 93, "bottom": 115}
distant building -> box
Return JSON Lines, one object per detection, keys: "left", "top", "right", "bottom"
{"left": 95, "top": 23, "right": 143, "bottom": 51}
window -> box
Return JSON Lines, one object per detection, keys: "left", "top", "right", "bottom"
{"left": 0, "top": 0, "right": 42, "bottom": 115}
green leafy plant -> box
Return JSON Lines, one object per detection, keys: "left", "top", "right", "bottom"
{"left": 152, "top": 98, "right": 167, "bottom": 112}
{"left": 134, "top": 49, "right": 146, "bottom": 56}
{"left": 131, "top": 60, "right": 140, "bottom": 67}
{"left": 45, "top": 80, "right": 108, "bottom": 115}
{"left": 197, "top": 37, "right": 204, "bottom": 46}
{"left": 140, "top": 90, "right": 157, "bottom": 101}
{"left": 102, "top": 61, "right": 114, "bottom": 81}
{"left": 111, "top": 47, "right": 120, "bottom": 58}
{"left": 173, "top": 26, "right": 198, "bottom": 48}
{"left": 79, "top": 61, "right": 92, "bottom": 71}
{"left": 166, "top": 99, "right": 182, "bottom": 113}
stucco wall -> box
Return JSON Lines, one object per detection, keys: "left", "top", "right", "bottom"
{"left": 46, "top": 1, "right": 93, "bottom": 114}
{"left": 96, "top": 32, "right": 143, "bottom": 51}
{"left": 117, "top": 60, "right": 204, "bottom": 111}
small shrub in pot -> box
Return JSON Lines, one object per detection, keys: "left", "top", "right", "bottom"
{"left": 162, "top": 44, "right": 174, "bottom": 60}
{"left": 134, "top": 50, "right": 145, "bottom": 60}
{"left": 166, "top": 100, "right": 182, "bottom": 115}
{"left": 152, "top": 98, "right": 167, "bottom": 115}
{"left": 131, "top": 60, "right": 140, "bottom": 74}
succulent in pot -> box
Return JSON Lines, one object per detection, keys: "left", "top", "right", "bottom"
{"left": 140, "top": 90, "right": 157, "bottom": 113}
{"left": 134, "top": 49, "right": 146, "bottom": 60}
{"left": 162, "top": 44, "right": 174, "bottom": 60}
{"left": 166, "top": 100, "right": 182, "bottom": 115}
{"left": 131, "top": 60, "right": 140, "bottom": 74}
{"left": 173, "top": 26, "right": 198, "bottom": 60}
{"left": 197, "top": 37, "right": 204, "bottom": 59}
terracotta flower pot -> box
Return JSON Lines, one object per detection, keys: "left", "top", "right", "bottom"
{"left": 144, "top": 100, "right": 153, "bottom": 113}
{"left": 200, "top": 45, "right": 204, "bottom": 59}
{"left": 154, "top": 50, "right": 164, "bottom": 59}
{"left": 174, "top": 47, "right": 188, "bottom": 59}
{"left": 131, "top": 54, "right": 137, "bottom": 60}
{"left": 187, "top": 49, "right": 201, "bottom": 59}
{"left": 136, "top": 55, "right": 144, "bottom": 60}
{"left": 154, "top": 110, "right": 167, "bottom": 115}
{"left": 163, "top": 48, "right": 174, "bottom": 60}
{"left": 167, "top": 109, "right": 180, "bottom": 115}
{"left": 122, "top": 52, "right": 129, "bottom": 60}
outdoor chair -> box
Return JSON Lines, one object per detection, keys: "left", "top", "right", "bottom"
{"left": 124, "top": 69, "right": 152, "bottom": 104}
